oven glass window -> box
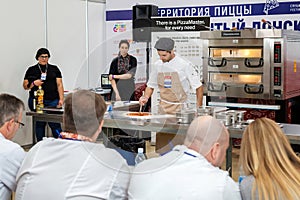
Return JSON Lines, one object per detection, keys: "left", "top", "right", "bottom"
{"left": 210, "top": 48, "right": 262, "bottom": 58}
{"left": 210, "top": 73, "right": 262, "bottom": 84}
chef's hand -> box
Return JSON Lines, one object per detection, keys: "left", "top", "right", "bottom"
{"left": 139, "top": 95, "right": 148, "bottom": 106}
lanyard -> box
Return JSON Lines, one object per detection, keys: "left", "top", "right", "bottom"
{"left": 58, "top": 131, "right": 93, "bottom": 142}
{"left": 38, "top": 63, "right": 48, "bottom": 74}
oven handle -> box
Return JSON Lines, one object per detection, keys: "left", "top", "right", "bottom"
{"left": 208, "top": 58, "right": 227, "bottom": 67}
{"left": 207, "top": 82, "right": 227, "bottom": 92}
{"left": 244, "top": 84, "right": 264, "bottom": 94}
{"left": 244, "top": 58, "right": 264, "bottom": 68}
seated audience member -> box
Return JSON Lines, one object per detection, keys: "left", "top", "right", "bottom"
{"left": 0, "top": 93, "right": 26, "bottom": 200}
{"left": 16, "top": 90, "right": 130, "bottom": 200}
{"left": 239, "top": 117, "right": 300, "bottom": 200}
{"left": 128, "top": 116, "right": 241, "bottom": 200}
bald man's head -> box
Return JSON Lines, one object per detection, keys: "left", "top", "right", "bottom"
{"left": 184, "top": 116, "right": 229, "bottom": 166}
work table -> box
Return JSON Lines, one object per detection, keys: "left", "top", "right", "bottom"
{"left": 26, "top": 110, "right": 300, "bottom": 176}
{"left": 26, "top": 110, "right": 300, "bottom": 142}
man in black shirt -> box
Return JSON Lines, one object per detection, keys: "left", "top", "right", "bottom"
{"left": 23, "top": 48, "right": 64, "bottom": 142}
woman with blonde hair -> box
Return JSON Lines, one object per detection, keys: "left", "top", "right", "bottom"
{"left": 239, "top": 117, "right": 300, "bottom": 200}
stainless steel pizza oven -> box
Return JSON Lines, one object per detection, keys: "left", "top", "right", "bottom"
{"left": 200, "top": 29, "right": 300, "bottom": 100}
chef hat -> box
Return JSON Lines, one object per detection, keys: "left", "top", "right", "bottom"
{"left": 184, "top": 116, "right": 228, "bottom": 156}
{"left": 154, "top": 38, "right": 174, "bottom": 51}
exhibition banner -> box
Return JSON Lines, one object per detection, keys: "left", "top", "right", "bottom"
{"left": 105, "top": 0, "right": 300, "bottom": 83}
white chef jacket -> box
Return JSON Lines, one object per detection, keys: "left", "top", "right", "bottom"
{"left": 147, "top": 54, "right": 202, "bottom": 96}
{"left": 128, "top": 145, "right": 241, "bottom": 200}
{"left": 15, "top": 137, "right": 131, "bottom": 200}
{"left": 0, "top": 132, "right": 26, "bottom": 200}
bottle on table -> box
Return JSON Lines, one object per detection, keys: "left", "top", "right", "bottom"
{"left": 36, "top": 86, "right": 44, "bottom": 113}
{"left": 135, "top": 148, "right": 146, "bottom": 165}
{"left": 238, "top": 166, "right": 246, "bottom": 185}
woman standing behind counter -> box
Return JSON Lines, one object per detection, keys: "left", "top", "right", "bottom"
{"left": 23, "top": 48, "right": 64, "bottom": 141}
{"left": 109, "top": 40, "right": 137, "bottom": 101}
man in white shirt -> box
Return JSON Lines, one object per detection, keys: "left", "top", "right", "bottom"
{"left": 139, "top": 37, "right": 203, "bottom": 114}
{"left": 139, "top": 37, "right": 204, "bottom": 154}
{"left": 0, "top": 94, "right": 26, "bottom": 200}
{"left": 128, "top": 116, "right": 241, "bottom": 200}
{"left": 16, "top": 90, "right": 131, "bottom": 200}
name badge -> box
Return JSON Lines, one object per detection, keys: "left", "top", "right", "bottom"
{"left": 41, "top": 73, "right": 47, "bottom": 81}
{"left": 164, "top": 75, "right": 172, "bottom": 88}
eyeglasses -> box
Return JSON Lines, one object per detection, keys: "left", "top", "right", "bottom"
{"left": 39, "top": 55, "right": 49, "bottom": 59}
{"left": 14, "top": 120, "right": 25, "bottom": 128}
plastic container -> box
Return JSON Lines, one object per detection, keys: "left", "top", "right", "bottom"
{"left": 238, "top": 166, "right": 246, "bottom": 185}
{"left": 107, "top": 104, "right": 113, "bottom": 112}
{"left": 135, "top": 148, "right": 146, "bottom": 165}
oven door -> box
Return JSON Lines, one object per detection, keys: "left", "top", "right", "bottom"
{"left": 207, "top": 72, "right": 269, "bottom": 99}
{"left": 206, "top": 47, "right": 264, "bottom": 73}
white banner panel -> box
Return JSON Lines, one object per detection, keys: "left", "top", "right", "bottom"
{"left": 105, "top": 0, "right": 300, "bottom": 106}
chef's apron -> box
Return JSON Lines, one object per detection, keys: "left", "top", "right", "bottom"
{"left": 157, "top": 72, "right": 187, "bottom": 114}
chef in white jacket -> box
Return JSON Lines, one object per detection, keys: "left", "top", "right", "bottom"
{"left": 139, "top": 37, "right": 203, "bottom": 114}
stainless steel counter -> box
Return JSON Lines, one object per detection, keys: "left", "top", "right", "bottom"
{"left": 26, "top": 111, "right": 300, "bottom": 176}
{"left": 104, "top": 111, "right": 189, "bottom": 134}
{"left": 26, "top": 111, "right": 189, "bottom": 143}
